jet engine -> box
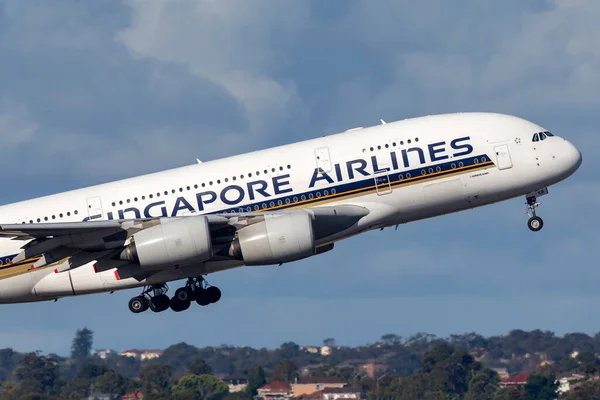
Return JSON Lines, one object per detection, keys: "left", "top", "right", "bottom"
{"left": 120, "top": 217, "right": 213, "bottom": 269}
{"left": 229, "top": 213, "right": 316, "bottom": 266}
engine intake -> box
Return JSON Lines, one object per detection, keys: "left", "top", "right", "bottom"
{"left": 230, "top": 213, "right": 316, "bottom": 266}
{"left": 120, "top": 217, "right": 213, "bottom": 269}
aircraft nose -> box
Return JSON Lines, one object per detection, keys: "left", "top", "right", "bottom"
{"left": 561, "top": 139, "right": 583, "bottom": 176}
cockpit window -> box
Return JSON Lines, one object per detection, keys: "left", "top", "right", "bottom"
{"left": 539, "top": 132, "right": 547, "bottom": 140}
{"left": 532, "top": 133, "right": 540, "bottom": 142}
{"left": 544, "top": 131, "right": 554, "bottom": 137}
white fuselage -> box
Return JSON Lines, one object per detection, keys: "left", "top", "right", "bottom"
{"left": 0, "top": 113, "right": 582, "bottom": 303}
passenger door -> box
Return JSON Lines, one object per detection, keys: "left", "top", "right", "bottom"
{"left": 494, "top": 144, "right": 513, "bottom": 170}
{"left": 86, "top": 197, "right": 103, "bottom": 220}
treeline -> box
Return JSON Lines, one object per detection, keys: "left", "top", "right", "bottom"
{"left": 2, "top": 328, "right": 600, "bottom": 399}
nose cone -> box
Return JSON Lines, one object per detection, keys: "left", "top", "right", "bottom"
{"left": 561, "top": 139, "right": 583, "bottom": 177}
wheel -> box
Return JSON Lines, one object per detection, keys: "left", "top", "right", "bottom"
{"left": 206, "top": 286, "right": 222, "bottom": 304}
{"left": 170, "top": 297, "right": 191, "bottom": 312}
{"left": 175, "top": 287, "right": 193, "bottom": 302}
{"left": 528, "top": 216, "right": 544, "bottom": 232}
{"left": 128, "top": 296, "right": 148, "bottom": 313}
{"left": 150, "top": 294, "right": 170, "bottom": 312}
{"left": 195, "top": 289, "right": 211, "bottom": 306}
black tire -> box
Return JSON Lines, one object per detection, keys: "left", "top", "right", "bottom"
{"left": 195, "top": 289, "right": 211, "bottom": 306}
{"left": 528, "top": 216, "right": 544, "bottom": 232}
{"left": 206, "top": 286, "right": 222, "bottom": 304}
{"left": 128, "top": 296, "right": 148, "bottom": 313}
{"left": 170, "top": 297, "right": 191, "bottom": 312}
{"left": 175, "top": 287, "right": 192, "bottom": 302}
{"left": 150, "top": 294, "right": 170, "bottom": 312}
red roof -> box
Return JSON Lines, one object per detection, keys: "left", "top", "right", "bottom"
{"left": 502, "top": 373, "right": 529, "bottom": 384}
{"left": 299, "top": 390, "right": 324, "bottom": 399}
{"left": 297, "top": 377, "right": 346, "bottom": 384}
{"left": 259, "top": 381, "right": 292, "bottom": 393}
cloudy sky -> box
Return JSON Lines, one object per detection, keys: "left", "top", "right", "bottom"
{"left": 0, "top": 0, "right": 599, "bottom": 355}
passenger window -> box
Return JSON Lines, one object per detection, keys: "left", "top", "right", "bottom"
{"left": 532, "top": 133, "right": 539, "bottom": 142}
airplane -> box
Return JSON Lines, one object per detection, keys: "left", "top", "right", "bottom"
{"left": 0, "top": 112, "right": 582, "bottom": 313}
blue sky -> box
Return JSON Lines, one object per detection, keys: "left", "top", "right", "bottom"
{"left": 0, "top": 0, "right": 599, "bottom": 355}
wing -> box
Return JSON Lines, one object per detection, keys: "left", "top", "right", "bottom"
{"left": 0, "top": 205, "right": 368, "bottom": 277}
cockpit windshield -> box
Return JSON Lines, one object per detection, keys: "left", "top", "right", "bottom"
{"left": 532, "top": 131, "right": 555, "bottom": 142}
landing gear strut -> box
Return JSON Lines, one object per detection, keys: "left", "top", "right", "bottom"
{"left": 127, "top": 277, "right": 222, "bottom": 313}
{"left": 526, "top": 195, "right": 544, "bottom": 232}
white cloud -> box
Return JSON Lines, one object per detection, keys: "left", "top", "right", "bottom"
{"left": 0, "top": 98, "right": 38, "bottom": 147}
{"left": 117, "top": 0, "right": 309, "bottom": 139}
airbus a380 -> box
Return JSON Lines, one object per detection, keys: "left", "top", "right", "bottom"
{"left": 0, "top": 113, "right": 581, "bottom": 313}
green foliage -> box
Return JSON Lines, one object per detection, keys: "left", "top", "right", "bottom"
{"left": 14, "top": 352, "right": 63, "bottom": 397}
{"left": 270, "top": 360, "right": 297, "bottom": 383}
{"left": 562, "top": 379, "right": 600, "bottom": 399}
{"left": 465, "top": 369, "right": 500, "bottom": 400}
{"left": 189, "top": 356, "right": 213, "bottom": 375}
{"left": 172, "top": 374, "right": 229, "bottom": 400}
{"left": 139, "top": 364, "right": 172, "bottom": 395}
{"left": 70, "top": 328, "right": 93, "bottom": 360}
{"left": 525, "top": 373, "right": 559, "bottom": 400}
{"left": 155, "top": 343, "right": 202, "bottom": 375}
{"left": 244, "top": 366, "right": 266, "bottom": 396}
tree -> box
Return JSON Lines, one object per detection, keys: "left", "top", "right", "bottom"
{"left": 172, "top": 374, "right": 229, "bottom": 400}
{"left": 271, "top": 360, "right": 297, "bottom": 384}
{"left": 244, "top": 367, "right": 266, "bottom": 396}
{"left": 381, "top": 334, "right": 402, "bottom": 346}
{"left": 155, "top": 342, "right": 202, "bottom": 375}
{"left": 95, "top": 370, "right": 137, "bottom": 398}
{"left": 71, "top": 327, "right": 93, "bottom": 360}
{"left": 139, "top": 364, "right": 172, "bottom": 395}
{"left": 525, "top": 373, "right": 559, "bottom": 400}
{"left": 465, "top": 369, "right": 499, "bottom": 400}
{"left": 563, "top": 379, "right": 600, "bottom": 399}
{"left": 14, "top": 352, "right": 63, "bottom": 397}
{"left": 190, "top": 356, "right": 213, "bottom": 375}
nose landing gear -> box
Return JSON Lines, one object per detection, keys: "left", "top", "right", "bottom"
{"left": 526, "top": 195, "right": 544, "bottom": 232}
{"left": 127, "top": 277, "right": 222, "bottom": 313}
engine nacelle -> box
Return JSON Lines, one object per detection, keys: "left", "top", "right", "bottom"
{"left": 120, "top": 217, "right": 213, "bottom": 269}
{"left": 230, "top": 213, "right": 316, "bottom": 266}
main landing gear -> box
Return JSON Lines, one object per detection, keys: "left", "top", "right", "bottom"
{"left": 128, "top": 277, "right": 222, "bottom": 314}
{"left": 526, "top": 195, "right": 544, "bottom": 232}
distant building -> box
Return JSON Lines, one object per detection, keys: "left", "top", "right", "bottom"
{"left": 322, "top": 387, "right": 363, "bottom": 400}
{"left": 257, "top": 381, "right": 293, "bottom": 400}
{"left": 87, "top": 393, "right": 111, "bottom": 400}
{"left": 122, "top": 390, "right": 143, "bottom": 400}
{"left": 297, "top": 390, "right": 324, "bottom": 399}
{"left": 491, "top": 368, "right": 509, "bottom": 380}
{"left": 93, "top": 349, "right": 115, "bottom": 360}
{"left": 293, "top": 377, "right": 347, "bottom": 398}
{"left": 300, "top": 346, "right": 321, "bottom": 354}
{"left": 500, "top": 373, "right": 529, "bottom": 388}
{"left": 359, "top": 362, "right": 387, "bottom": 378}
{"left": 321, "top": 346, "right": 332, "bottom": 356}
{"left": 119, "top": 349, "right": 163, "bottom": 361}
{"left": 556, "top": 373, "right": 586, "bottom": 394}
{"left": 224, "top": 374, "right": 249, "bottom": 393}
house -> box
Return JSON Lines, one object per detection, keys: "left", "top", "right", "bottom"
{"left": 257, "top": 381, "right": 293, "bottom": 400}
{"left": 300, "top": 346, "right": 321, "bottom": 354}
{"left": 122, "top": 390, "right": 143, "bottom": 400}
{"left": 491, "top": 368, "right": 509, "bottom": 380}
{"left": 224, "top": 374, "right": 249, "bottom": 393}
{"left": 359, "top": 362, "right": 387, "bottom": 378}
{"left": 322, "top": 387, "right": 363, "bottom": 400}
{"left": 119, "top": 349, "right": 163, "bottom": 361}
{"left": 93, "top": 349, "right": 115, "bottom": 360}
{"left": 556, "top": 373, "right": 586, "bottom": 394}
{"left": 298, "top": 391, "right": 324, "bottom": 399}
{"left": 293, "top": 377, "right": 347, "bottom": 398}
{"left": 87, "top": 393, "right": 111, "bottom": 400}
{"left": 500, "top": 373, "right": 529, "bottom": 388}
{"left": 321, "top": 346, "right": 332, "bottom": 356}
